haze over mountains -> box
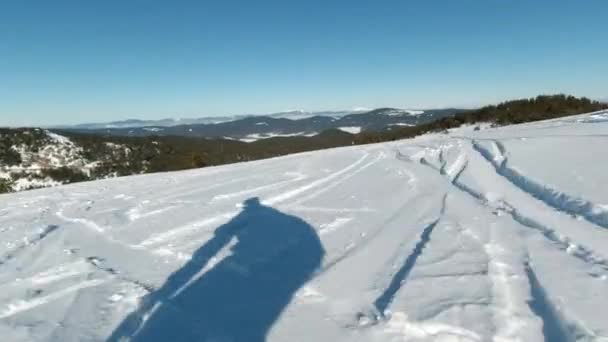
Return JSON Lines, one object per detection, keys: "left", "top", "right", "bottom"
{"left": 57, "top": 108, "right": 465, "bottom": 141}
{"left": 56, "top": 109, "right": 375, "bottom": 129}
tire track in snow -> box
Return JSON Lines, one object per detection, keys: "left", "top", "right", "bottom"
{"left": 507, "top": 206, "right": 608, "bottom": 277}
{"left": 14, "top": 262, "right": 86, "bottom": 286}
{"left": 318, "top": 217, "right": 354, "bottom": 236}
{"left": 430, "top": 139, "right": 607, "bottom": 340}
{"left": 136, "top": 214, "right": 233, "bottom": 248}
{"left": 414, "top": 141, "right": 553, "bottom": 340}
{"left": 211, "top": 172, "right": 307, "bottom": 201}
{"left": 444, "top": 151, "right": 468, "bottom": 183}
{"left": 123, "top": 173, "right": 269, "bottom": 220}
{"left": 314, "top": 191, "right": 431, "bottom": 279}
{"left": 406, "top": 142, "right": 482, "bottom": 205}
{"left": 456, "top": 171, "right": 608, "bottom": 278}
{"left": 483, "top": 233, "right": 532, "bottom": 341}
{"left": 456, "top": 167, "right": 608, "bottom": 278}
{"left": 56, "top": 202, "right": 148, "bottom": 254}
{"left": 444, "top": 141, "right": 608, "bottom": 278}
{"left": 136, "top": 152, "right": 373, "bottom": 248}
{"left": 373, "top": 218, "right": 441, "bottom": 316}
{"left": 0, "top": 225, "right": 60, "bottom": 267}
{"left": 84, "top": 256, "right": 156, "bottom": 292}
{"left": 0, "top": 278, "right": 107, "bottom": 319}
{"left": 290, "top": 206, "right": 376, "bottom": 214}
{"left": 525, "top": 262, "right": 592, "bottom": 342}
{"left": 401, "top": 142, "right": 465, "bottom": 184}
{"left": 420, "top": 168, "right": 533, "bottom": 341}
{"left": 127, "top": 203, "right": 180, "bottom": 222}
{"left": 56, "top": 205, "right": 105, "bottom": 233}
{"left": 379, "top": 312, "right": 483, "bottom": 341}
{"left": 372, "top": 194, "right": 447, "bottom": 317}
{"left": 162, "top": 151, "right": 382, "bottom": 255}
{"left": 289, "top": 151, "right": 386, "bottom": 206}
{"left": 159, "top": 169, "right": 280, "bottom": 203}
{"left": 450, "top": 173, "right": 608, "bottom": 339}
{"left": 472, "top": 140, "right": 608, "bottom": 230}
{"left": 264, "top": 152, "right": 372, "bottom": 206}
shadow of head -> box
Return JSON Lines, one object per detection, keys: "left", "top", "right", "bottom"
{"left": 243, "top": 196, "right": 262, "bottom": 208}
{"left": 108, "top": 197, "right": 324, "bottom": 342}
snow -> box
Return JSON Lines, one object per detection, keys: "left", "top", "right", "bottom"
{"left": 385, "top": 109, "right": 425, "bottom": 116}
{"left": 46, "top": 132, "right": 74, "bottom": 146}
{"left": 1, "top": 110, "right": 608, "bottom": 341}
{"left": 337, "top": 126, "right": 362, "bottom": 134}
{"left": 405, "top": 110, "right": 425, "bottom": 116}
{"left": 142, "top": 127, "right": 163, "bottom": 132}
{"left": 239, "top": 132, "right": 316, "bottom": 142}
{"left": 12, "top": 177, "right": 62, "bottom": 192}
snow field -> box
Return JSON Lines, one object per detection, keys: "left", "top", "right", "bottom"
{"left": 0, "top": 110, "right": 607, "bottom": 341}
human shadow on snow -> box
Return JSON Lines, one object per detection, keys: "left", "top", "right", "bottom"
{"left": 107, "top": 197, "right": 324, "bottom": 342}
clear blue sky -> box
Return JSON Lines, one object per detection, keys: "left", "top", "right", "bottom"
{"left": 1, "top": 0, "right": 606, "bottom": 126}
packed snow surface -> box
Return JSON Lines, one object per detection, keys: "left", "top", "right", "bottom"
{"left": 1, "top": 111, "right": 608, "bottom": 341}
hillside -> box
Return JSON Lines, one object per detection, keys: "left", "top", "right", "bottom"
{"left": 1, "top": 109, "right": 607, "bottom": 341}
{"left": 1, "top": 95, "right": 605, "bottom": 194}
{"left": 0, "top": 128, "right": 356, "bottom": 193}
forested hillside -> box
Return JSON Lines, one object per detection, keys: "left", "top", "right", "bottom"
{"left": 1, "top": 95, "right": 605, "bottom": 194}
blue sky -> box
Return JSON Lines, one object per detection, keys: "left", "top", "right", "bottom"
{"left": 1, "top": 0, "right": 606, "bottom": 126}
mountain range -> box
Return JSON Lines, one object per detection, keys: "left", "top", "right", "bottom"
{"left": 58, "top": 108, "right": 465, "bottom": 141}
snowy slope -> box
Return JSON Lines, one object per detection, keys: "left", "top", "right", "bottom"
{"left": 0, "top": 130, "right": 95, "bottom": 191}
{"left": 1, "top": 110, "right": 607, "bottom": 341}
{"left": 0, "top": 130, "right": 132, "bottom": 192}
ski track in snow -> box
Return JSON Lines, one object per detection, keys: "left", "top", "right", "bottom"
{"left": 1, "top": 111, "right": 608, "bottom": 341}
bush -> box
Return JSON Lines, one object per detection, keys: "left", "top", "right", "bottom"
{"left": 40, "top": 167, "right": 90, "bottom": 184}
{"left": 191, "top": 153, "right": 207, "bottom": 168}
{"left": 0, "top": 178, "right": 13, "bottom": 194}
{"left": 0, "top": 146, "right": 22, "bottom": 166}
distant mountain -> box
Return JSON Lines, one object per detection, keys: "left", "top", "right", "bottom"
{"left": 57, "top": 109, "right": 374, "bottom": 130}
{"left": 59, "top": 108, "right": 466, "bottom": 141}
{"left": 56, "top": 116, "right": 245, "bottom": 130}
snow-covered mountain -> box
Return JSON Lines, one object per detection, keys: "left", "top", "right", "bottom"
{"left": 56, "top": 108, "right": 421, "bottom": 130}
{"left": 1, "top": 110, "right": 608, "bottom": 341}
